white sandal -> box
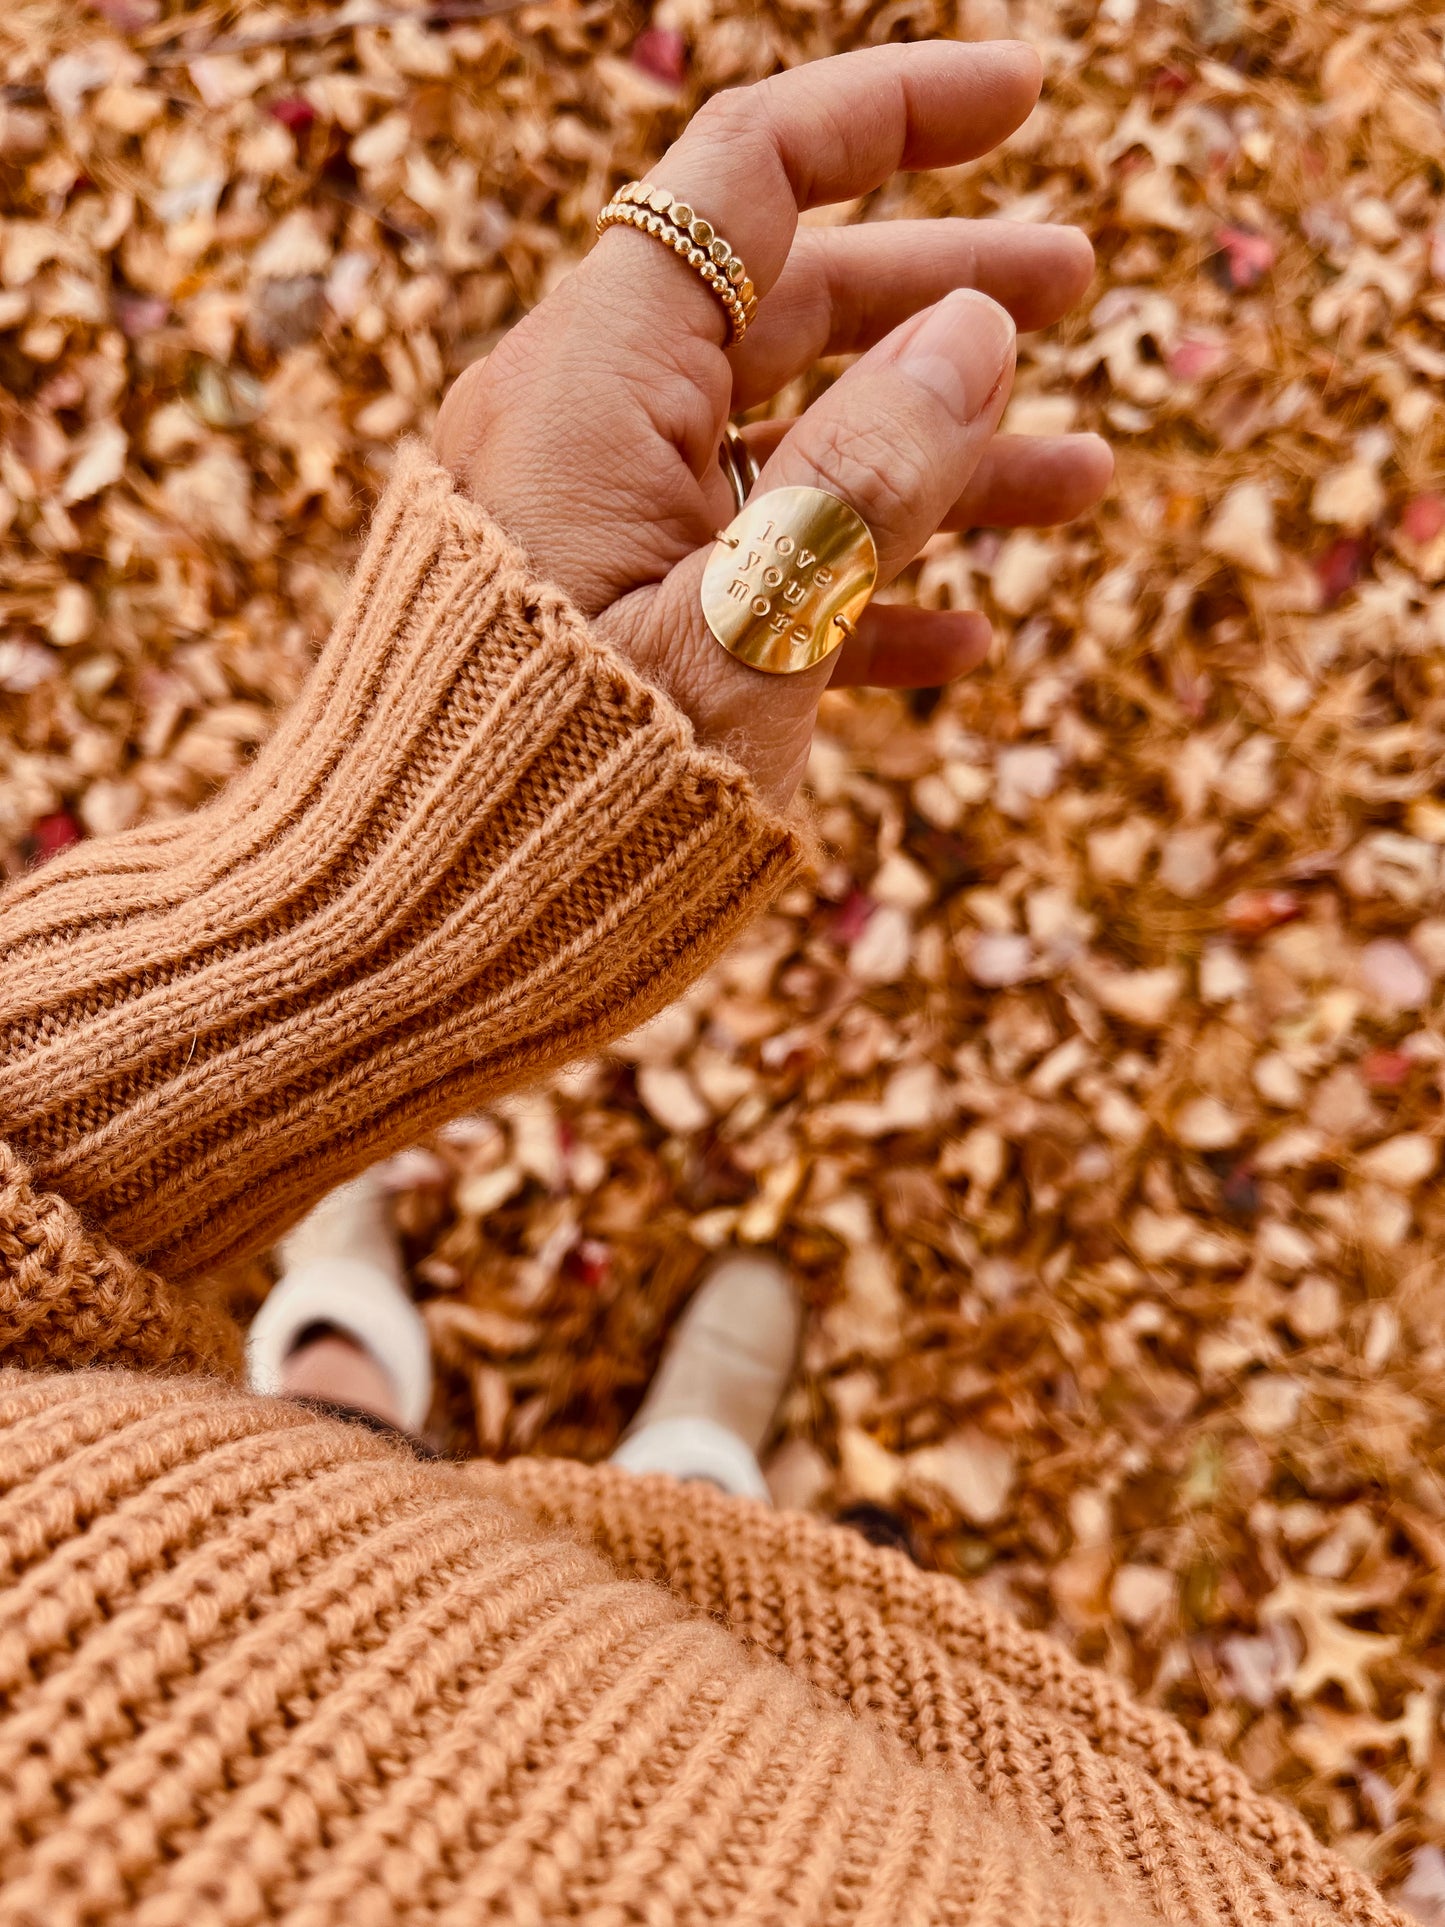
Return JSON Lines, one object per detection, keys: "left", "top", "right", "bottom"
{"left": 247, "top": 1174, "right": 433, "bottom": 1436}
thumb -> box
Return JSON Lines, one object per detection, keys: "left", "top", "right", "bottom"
{"left": 596, "top": 288, "right": 1016, "bottom": 808}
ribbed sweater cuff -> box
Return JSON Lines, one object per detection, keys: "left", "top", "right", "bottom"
{"left": 0, "top": 445, "right": 804, "bottom": 1282}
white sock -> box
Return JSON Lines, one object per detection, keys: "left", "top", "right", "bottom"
{"left": 610, "top": 1415, "right": 771, "bottom": 1502}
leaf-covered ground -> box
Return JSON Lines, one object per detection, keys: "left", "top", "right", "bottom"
{"left": 4, "top": 0, "right": 1445, "bottom": 1906}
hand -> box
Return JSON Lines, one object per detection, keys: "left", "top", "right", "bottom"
{"left": 434, "top": 40, "right": 1111, "bottom": 810}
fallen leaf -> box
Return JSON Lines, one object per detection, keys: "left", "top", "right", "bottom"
{"left": 1313, "top": 461, "right": 1386, "bottom": 532}
{"left": 1356, "top": 938, "right": 1431, "bottom": 1011}
{"left": 1401, "top": 495, "right": 1445, "bottom": 545}
{"left": 991, "top": 532, "right": 1058, "bottom": 615}
{"left": 630, "top": 26, "right": 686, "bottom": 88}
{"left": 1076, "top": 961, "right": 1184, "bottom": 1027}
{"left": 1205, "top": 482, "right": 1282, "bottom": 575}
{"left": 636, "top": 1065, "right": 711, "bottom": 1136}
{"left": 908, "top": 1430, "right": 1016, "bottom": 1526}
{"left": 995, "top": 744, "right": 1061, "bottom": 818}
{"left": 849, "top": 904, "right": 912, "bottom": 985}
{"left": 1260, "top": 1575, "right": 1395, "bottom": 1709}
{"left": 1357, "top": 1134, "right": 1437, "bottom": 1190}
{"left": 1111, "top": 1563, "right": 1175, "bottom": 1627}
{"left": 838, "top": 1426, "right": 904, "bottom": 1504}
{"left": 967, "top": 931, "right": 1035, "bottom": 987}
{"left": 61, "top": 421, "right": 127, "bottom": 503}
{"left": 1175, "top": 1095, "right": 1242, "bottom": 1151}
{"left": 1210, "top": 224, "right": 1278, "bottom": 290}
{"left": 1225, "top": 890, "right": 1302, "bottom": 938}
{"left": 1314, "top": 536, "right": 1369, "bottom": 606}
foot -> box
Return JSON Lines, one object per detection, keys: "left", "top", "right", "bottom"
{"left": 248, "top": 1173, "right": 433, "bottom": 1435}
{"left": 279, "top": 1330, "right": 406, "bottom": 1429}
{"left": 611, "top": 1252, "right": 801, "bottom": 1500}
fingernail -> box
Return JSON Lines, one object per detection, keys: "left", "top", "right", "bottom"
{"left": 896, "top": 289, "right": 1015, "bottom": 423}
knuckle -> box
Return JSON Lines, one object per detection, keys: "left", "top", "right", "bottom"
{"left": 434, "top": 359, "right": 486, "bottom": 450}
{"left": 804, "top": 415, "right": 918, "bottom": 550}
{"left": 618, "top": 355, "right": 710, "bottom": 447}
{"left": 782, "top": 234, "right": 835, "bottom": 348}
{"left": 434, "top": 355, "right": 511, "bottom": 476}
{"left": 686, "top": 82, "right": 785, "bottom": 189}
{"left": 695, "top": 81, "right": 756, "bottom": 134}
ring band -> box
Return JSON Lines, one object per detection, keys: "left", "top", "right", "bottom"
{"left": 598, "top": 201, "right": 751, "bottom": 340}
{"left": 718, "top": 425, "right": 760, "bottom": 516}
{"left": 702, "top": 485, "right": 877, "bottom": 675}
{"left": 596, "top": 182, "right": 758, "bottom": 345}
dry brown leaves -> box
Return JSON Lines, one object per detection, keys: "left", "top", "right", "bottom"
{"left": 4, "top": 0, "right": 1445, "bottom": 1902}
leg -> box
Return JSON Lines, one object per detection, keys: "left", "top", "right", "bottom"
{"left": 610, "top": 1252, "right": 801, "bottom": 1502}
{"left": 248, "top": 1171, "right": 433, "bottom": 1435}
{"left": 250, "top": 1205, "right": 801, "bottom": 1498}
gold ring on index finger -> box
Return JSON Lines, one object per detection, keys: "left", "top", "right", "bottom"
{"left": 595, "top": 182, "right": 759, "bottom": 344}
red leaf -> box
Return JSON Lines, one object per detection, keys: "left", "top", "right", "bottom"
{"left": 90, "top": 0, "right": 159, "bottom": 27}
{"left": 1221, "top": 1164, "right": 1260, "bottom": 1219}
{"left": 1211, "top": 225, "right": 1277, "bottom": 291}
{"left": 1401, "top": 494, "right": 1445, "bottom": 546}
{"left": 1167, "top": 333, "right": 1227, "bottom": 382}
{"left": 1361, "top": 1048, "right": 1412, "bottom": 1090}
{"left": 1314, "top": 536, "right": 1367, "bottom": 607}
{"left": 268, "top": 96, "right": 317, "bottom": 133}
{"left": 631, "top": 26, "right": 686, "bottom": 89}
{"left": 830, "top": 887, "right": 875, "bottom": 945}
{"left": 1151, "top": 64, "right": 1192, "bottom": 101}
{"left": 1171, "top": 666, "right": 1212, "bottom": 723}
{"left": 114, "top": 293, "right": 170, "bottom": 338}
{"left": 36, "top": 369, "right": 86, "bottom": 411}
{"left": 32, "top": 812, "right": 82, "bottom": 862}
{"left": 1224, "top": 889, "right": 1301, "bottom": 938}
{"left": 566, "top": 1239, "right": 613, "bottom": 1289}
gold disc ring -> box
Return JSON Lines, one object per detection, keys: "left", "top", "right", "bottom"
{"left": 702, "top": 485, "right": 877, "bottom": 675}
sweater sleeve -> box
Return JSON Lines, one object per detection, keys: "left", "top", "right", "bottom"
{"left": 0, "top": 445, "right": 804, "bottom": 1287}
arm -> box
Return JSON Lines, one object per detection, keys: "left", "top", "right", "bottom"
{"left": 0, "top": 449, "right": 800, "bottom": 1287}
{"left": 0, "top": 42, "right": 1108, "bottom": 1374}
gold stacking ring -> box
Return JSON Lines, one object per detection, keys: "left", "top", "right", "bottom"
{"left": 596, "top": 182, "right": 758, "bottom": 344}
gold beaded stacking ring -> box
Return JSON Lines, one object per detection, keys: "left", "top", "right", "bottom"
{"left": 596, "top": 181, "right": 759, "bottom": 345}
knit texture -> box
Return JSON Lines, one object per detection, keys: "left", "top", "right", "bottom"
{"left": 0, "top": 1369, "right": 1407, "bottom": 1927}
{"left": 0, "top": 443, "right": 801, "bottom": 1306}
{"left": 0, "top": 452, "right": 1409, "bottom": 1927}
{"left": 0, "top": 1143, "right": 239, "bottom": 1378}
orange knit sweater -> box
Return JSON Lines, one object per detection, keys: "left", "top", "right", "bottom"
{"left": 0, "top": 451, "right": 1407, "bottom": 1927}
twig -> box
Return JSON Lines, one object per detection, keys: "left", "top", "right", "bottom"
{"left": 316, "top": 174, "right": 427, "bottom": 247}
{"left": 144, "top": 0, "right": 531, "bottom": 69}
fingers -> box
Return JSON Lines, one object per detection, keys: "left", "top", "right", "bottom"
{"left": 755, "top": 286, "right": 1016, "bottom": 577}
{"left": 601, "top": 286, "right": 1019, "bottom": 808}
{"left": 587, "top": 41, "right": 1043, "bottom": 356}
{"left": 827, "top": 605, "right": 991, "bottom": 688}
{"left": 940, "top": 430, "right": 1114, "bottom": 528}
{"left": 739, "top": 425, "right": 1114, "bottom": 529}
{"left": 729, "top": 220, "right": 1094, "bottom": 409}
{"left": 678, "top": 41, "right": 1044, "bottom": 270}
